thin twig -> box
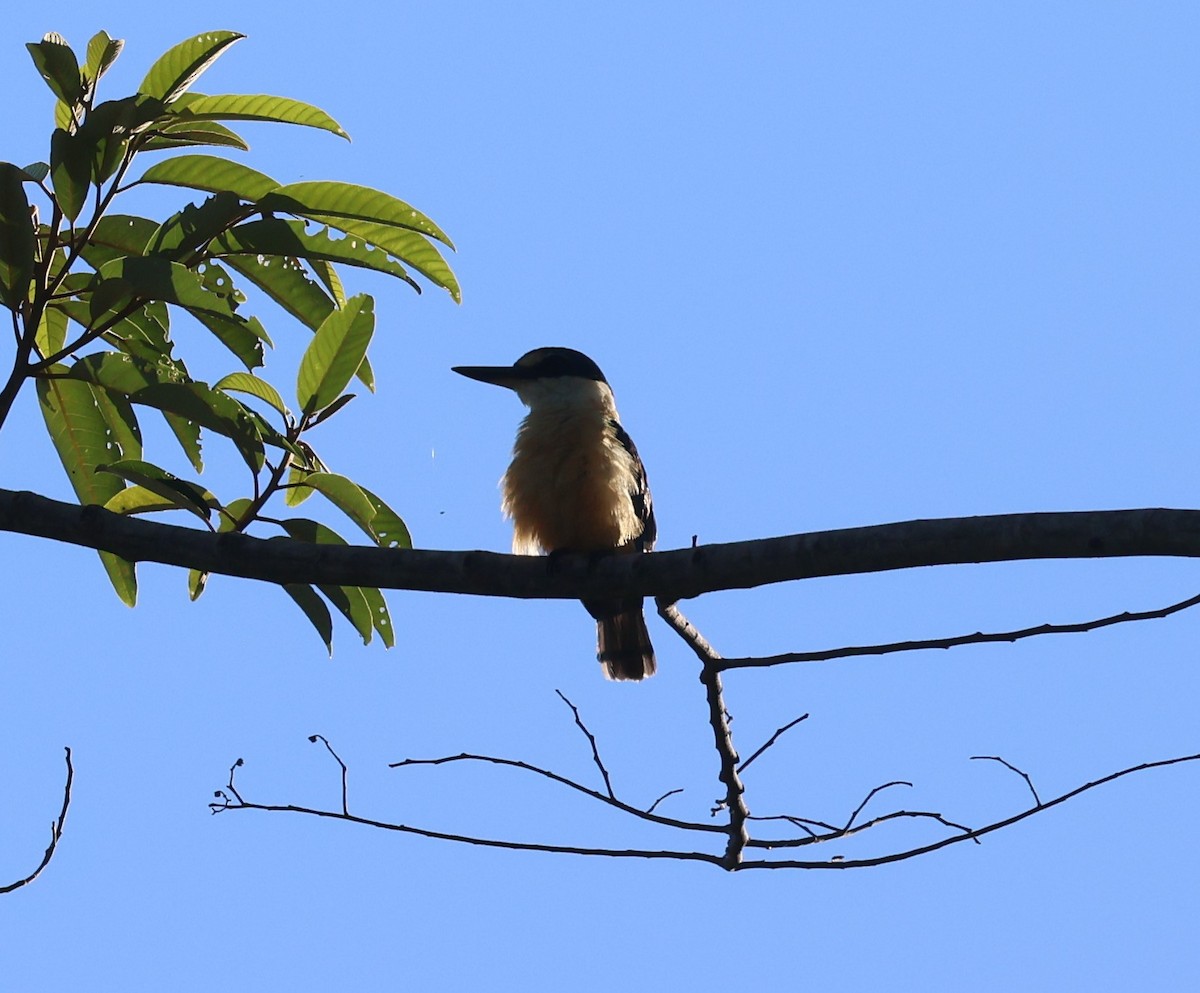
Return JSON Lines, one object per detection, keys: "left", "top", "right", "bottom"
{"left": 735, "top": 751, "right": 1200, "bottom": 869}
{"left": 971, "top": 755, "right": 1042, "bottom": 807}
{"left": 657, "top": 599, "right": 750, "bottom": 869}
{"left": 843, "top": 780, "right": 913, "bottom": 831}
{"left": 554, "top": 689, "right": 615, "bottom": 800}
{"left": 212, "top": 797, "right": 724, "bottom": 865}
{"left": 388, "top": 752, "right": 724, "bottom": 837}
{"left": 717, "top": 592, "right": 1200, "bottom": 671}
{"left": 737, "top": 714, "right": 810, "bottom": 775}
{"left": 0, "top": 747, "right": 74, "bottom": 895}
{"left": 749, "top": 807, "right": 978, "bottom": 848}
{"left": 311, "top": 735, "right": 349, "bottom": 815}
{"left": 646, "top": 789, "right": 684, "bottom": 815}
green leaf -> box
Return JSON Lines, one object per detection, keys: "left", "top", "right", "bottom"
{"left": 79, "top": 96, "right": 167, "bottom": 182}
{"left": 317, "top": 218, "right": 460, "bottom": 302}
{"left": 84, "top": 31, "right": 124, "bottom": 85}
{"left": 97, "top": 459, "right": 214, "bottom": 523}
{"left": 0, "top": 163, "right": 35, "bottom": 308}
{"left": 70, "top": 351, "right": 173, "bottom": 393}
{"left": 38, "top": 374, "right": 128, "bottom": 503}
{"left": 307, "top": 392, "right": 355, "bottom": 427}
{"left": 302, "top": 473, "right": 377, "bottom": 540}
{"left": 96, "top": 255, "right": 243, "bottom": 329}
{"left": 359, "top": 486, "right": 413, "bottom": 549}
{"left": 37, "top": 373, "right": 137, "bottom": 605}
{"left": 91, "top": 385, "right": 142, "bottom": 462}
{"left": 137, "top": 153, "right": 279, "bottom": 201}
{"left": 262, "top": 181, "right": 454, "bottom": 247}
{"left": 27, "top": 35, "right": 83, "bottom": 106}
{"left": 54, "top": 100, "right": 78, "bottom": 133}
{"left": 139, "top": 31, "right": 244, "bottom": 104}
{"left": 359, "top": 584, "right": 394, "bottom": 648}
{"left": 36, "top": 306, "right": 68, "bottom": 358}
{"left": 83, "top": 214, "right": 159, "bottom": 267}
{"left": 105, "top": 484, "right": 192, "bottom": 515}
{"left": 214, "top": 372, "right": 288, "bottom": 416}
{"left": 100, "top": 551, "right": 138, "bottom": 607}
{"left": 284, "top": 464, "right": 314, "bottom": 507}
{"left": 147, "top": 192, "right": 248, "bottom": 259}
{"left": 188, "top": 496, "right": 250, "bottom": 600}
{"left": 278, "top": 518, "right": 374, "bottom": 645}
{"left": 141, "top": 120, "right": 248, "bottom": 152}
{"left": 296, "top": 295, "right": 374, "bottom": 414}
{"left": 165, "top": 411, "right": 203, "bottom": 472}
{"left": 211, "top": 218, "right": 420, "bottom": 291}
{"left": 22, "top": 162, "right": 50, "bottom": 183}
{"left": 282, "top": 583, "right": 333, "bottom": 654}
{"left": 130, "top": 381, "right": 264, "bottom": 471}
{"left": 309, "top": 258, "right": 345, "bottom": 306}
{"left": 50, "top": 128, "right": 91, "bottom": 221}
{"left": 223, "top": 253, "right": 334, "bottom": 329}
{"left": 171, "top": 92, "right": 348, "bottom": 140}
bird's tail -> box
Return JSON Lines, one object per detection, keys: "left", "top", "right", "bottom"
{"left": 590, "top": 600, "right": 656, "bottom": 681}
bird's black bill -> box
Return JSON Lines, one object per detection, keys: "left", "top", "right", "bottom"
{"left": 452, "top": 364, "right": 533, "bottom": 388}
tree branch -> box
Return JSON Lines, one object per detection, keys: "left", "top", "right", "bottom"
{"left": 657, "top": 601, "right": 750, "bottom": 868}
{"left": 718, "top": 592, "right": 1200, "bottom": 671}
{"left": 6, "top": 488, "right": 1200, "bottom": 601}
{"left": 1, "top": 747, "right": 74, "bottom": 895}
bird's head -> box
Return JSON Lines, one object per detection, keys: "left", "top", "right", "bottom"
{"left": 453, "top": 347, "right": 614, "bottom": 411}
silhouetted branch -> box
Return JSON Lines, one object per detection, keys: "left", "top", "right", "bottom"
{"left": 1, "top": 747, "right": 74, "bottom": 895}
{"left": 737, "top": 752, "right": 1200, "bottom": 869}
{"left": 737, "top": 714, "right": 810, "bottom": 776}
{"left": 8, "top": 487, "right": 1200, "bottom": 601}
{"left": 213, "top": 745, "right": 1200, "bottom": 870}
{"left": 554, "top": 689, "right": 614, "bottom": 800}
{"left": 310, "top": 735, "right": 349, "bottom": 815}
{"left": 657, "top": 600, "right": 749, "bottom": 868}
{"left": 971, "top": 754, "right": 1042, "bottom": 807}
{"left": 718, "top": 592, "right": 1200, "bottom": 671}
{"left": 646, "top": 789, "right": 685, "bottom": 815}
{"left": 388, "top": 751, "right": 723, "bottom": 837}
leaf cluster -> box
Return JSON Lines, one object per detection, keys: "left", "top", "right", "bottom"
{"left": 1, "top": 31, "right": 460, "bottom": 650}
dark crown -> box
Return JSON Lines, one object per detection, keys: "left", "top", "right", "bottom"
{"left": 514, "top": 347, "right": 608, "bottom": 384}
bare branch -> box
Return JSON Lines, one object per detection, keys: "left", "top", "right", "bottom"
{"left": 217, "top": 748, "right": 1200, "bottom": 870}
{"left": 737, "top": 752, "right": 1200, "bottom": 869}
{"left": 554, "top": 689, "right": 614, "bottom": 800}
{"left": 843, "top": 780, "right": 913, "bottom": 831}
{"left": 719, "top": 592, "right": 1200, "bottom": 671}
{"left": 737, "top": 714, "right": 810, "bottom": 776}
{"left": 388, "top": 752, "right": 725, "bottom": 837}
{"left": 311, "top": 735, "right": 349, "bottom": 815}
{"left": 749, "top": 808, "right": 979, "bottom": 848}
{"left": 971, "top": 755, "right": 1042, "bottom": 807}
{"left": 1, "top": 747, "right": 74, "bottom": 895}
{"left": 214, "top": 796, "right": 725, "bottom": 865}
{"left": 7, "top": 488, "right": 1200, "bottom": 601}
{"left": 657, "top": 600, "right": 750, "bottom": 869}
{"left": 646, "top": 789, "right": 684, "bottom": 815}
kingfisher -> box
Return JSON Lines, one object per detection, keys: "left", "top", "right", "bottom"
{"left": 453, "top": 347, "right": 657, "bottom": 680}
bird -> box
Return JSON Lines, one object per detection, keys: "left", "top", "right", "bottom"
{"left": 453, "top": 347, "right": 657, "bottom": 680}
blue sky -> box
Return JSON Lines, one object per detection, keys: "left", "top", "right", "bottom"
{"left": 2, "top": 3, "right": 1199, "bottom": 989}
